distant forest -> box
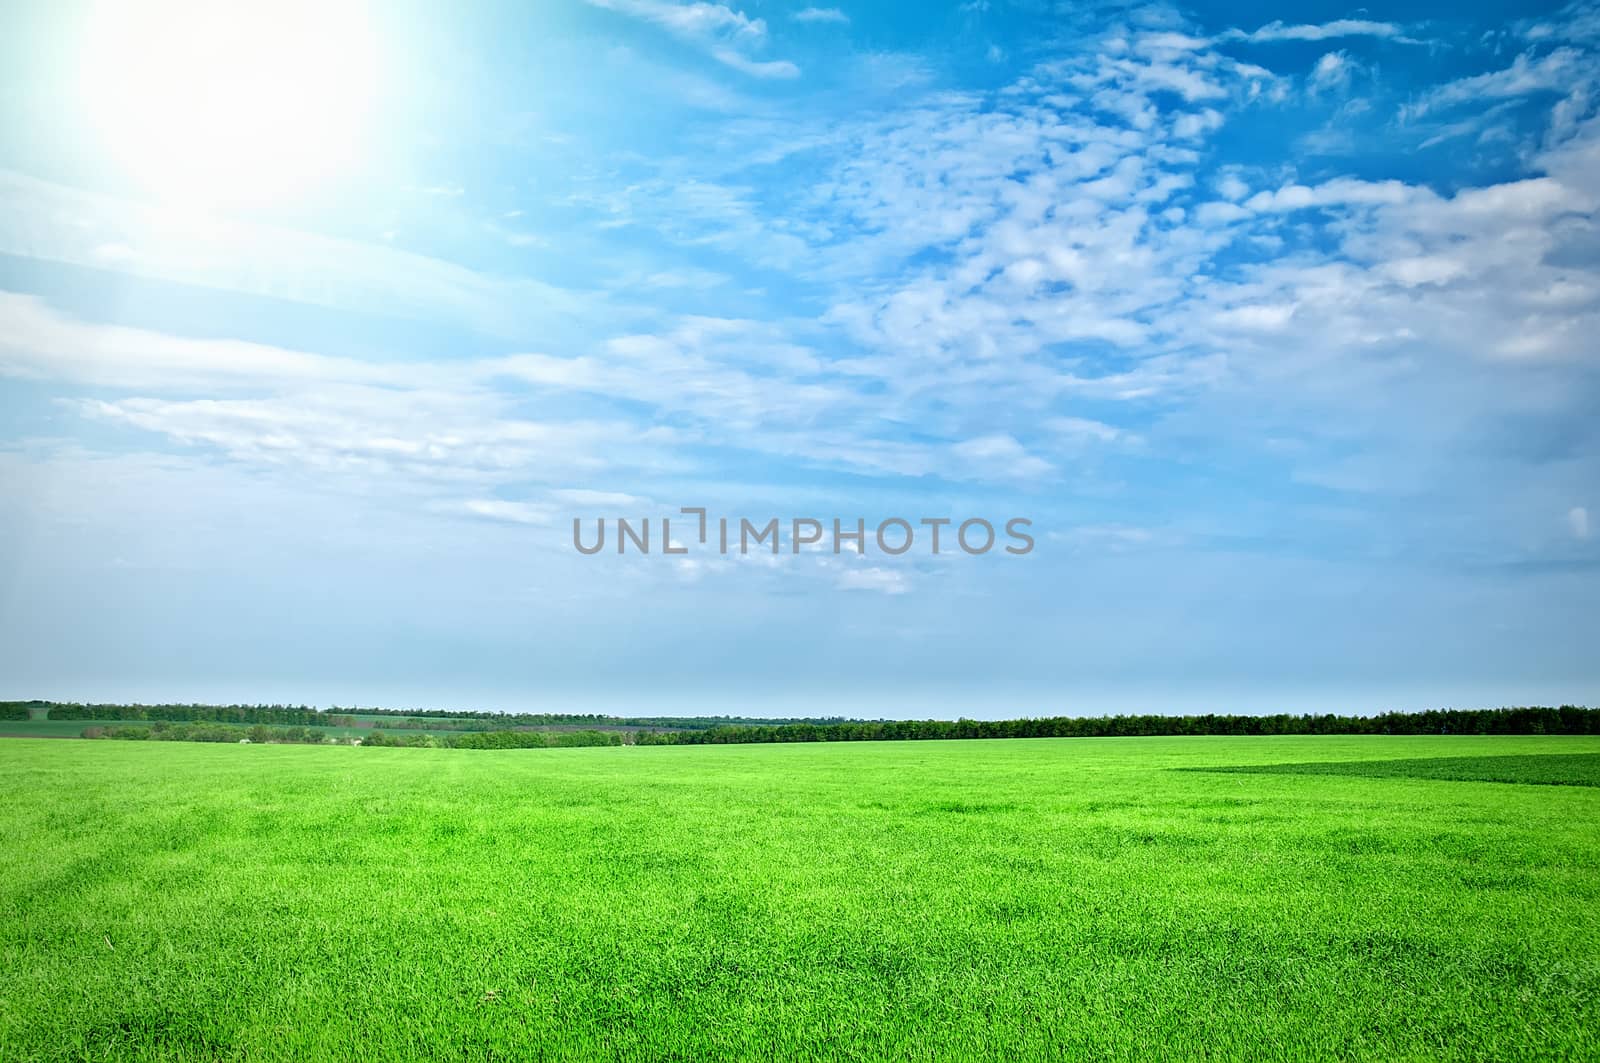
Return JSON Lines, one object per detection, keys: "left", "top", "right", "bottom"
{"left": 74, "top": 722, "right": 624, "bottom": 749}
{"left": 0, "top": 701, "right": 864, "bottom": 731}
{"left": 632, "top": 706, "right": 1600, "bottom": 744}
{"left": 3, "top": 701, "right": 1597, "bottom": 746}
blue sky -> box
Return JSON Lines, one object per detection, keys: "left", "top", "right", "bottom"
{"left": 1, "top": 0, "right": 1597, "bottom": 717}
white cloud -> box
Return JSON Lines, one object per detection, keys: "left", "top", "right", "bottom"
{"left": 1216, "top": 173, "right": 1251, "bottom": 201}
{"left": 1379, "top": 255, "right": 1470, "bottom": 287}
{"left": 797, "top": 34, "right": 1295, "bottom": 399}
{"left": 72, "top": 395, "right": 645, "bottom": 484}
{"left": 835, "top": 566, "right": 911, "bottom": 594}
{"left": 793, "top": 7, "right": 848, "bottom": 24}
{"left": 1571, "top": 506, "right": 1592, "bottom": 540}
{"left": 1404, "top": 49, "right": 1586, "bottom": 118}
{"left": 1172, "top": 108, "right": 1224, "bottom": 138}
{"left": 1244, "top": 178, "right": 1415, "bottom": 212}
{"left": 634, "top": 267, "right": 731, "bottom": 290}
{"left": 709, "top": 48, "right": 800, "bottom": 79}
{"left": 952, "top": 434, "right": 1054, "bottom": 481}
{"left": 588, "top": 0, "right": 765, "bottom": 40}
{"left": 551, "top": 489, "right": 651, "bottom": 509}
{"left": 601, "top": 44, "right": 755, "bottom": 111}
{"left": 1195, "top": 200, "right": 1251, "bottom": 225}
{"left": 1045, "top": 417, "right": 1126, "bottom": 443}
{"left": 1214, "top": 303, "right": 1297, "bottom": 331}
{"left": 585, "top": 0, "right": 801, "bottom": 79}
{"left": 1309, "top": 51, "right": 1355, "bottom": 95}
{"left": 0, "top": 294, "right": 678, "bottom": 488}
{"left": 0, "top": 290, "right": 1055, "bottom": 490}
{"left": 1133, "top": 32, "right": 1212, "bottom": 55}
{"left": 442, "top": 500, "right": 557, "bottom": 526}
{"left": 0, "top": 171, "right": 608, "bottom": 343}
{"left": 1227, "top": 19, "right": 1412, "bottom": 44}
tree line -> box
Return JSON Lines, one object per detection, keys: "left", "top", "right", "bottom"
{"left": 28, "top": 703, "right": 1600, "bottom": 749}
{"left": 78, "top": 723, "right": 624, "bottom": 748}
{"left": 632, "top": 706, "right": 1600, "bottom": 745}
{"left": 9, "top": 700, "right": 876, "bottom": 731}
{"left": 83, "top": 722, "right": 332, "bottom": 743}
{"left": 38, "top": 703, "right": 331, "bottom": 725}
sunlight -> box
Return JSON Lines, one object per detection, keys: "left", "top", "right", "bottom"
{"left": 79, "top": 0, "right": 380, "bottom": 209}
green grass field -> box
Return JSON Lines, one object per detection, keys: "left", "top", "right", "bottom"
{"left": 3, "top": 735, "right": 1598, "bottom": 1061}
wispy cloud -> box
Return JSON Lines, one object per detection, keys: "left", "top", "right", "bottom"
{"left": 793, "top": 7, "right": 848, "bottom": 24}
{"left": 439, "top": 499, "right": 558, "bottom": 526}
{"left": 1, "top": 288, "right": 1077, "bottom": 490}
{"left": 586, "top": 0, "right": 801, "bottom": 78}
{"left": 709, "top": 49, "right": 800, "bottom": 79}
{"left": 1571, "top": 506, "right": 1592, "bottom": 540}
{"left": 589, "top": 0, "right": 765, "bottom": 39}
{"left": 0, "top": 171, "right": 614, "bottom": 343}
{"left": 835, "top": 565, "right": 911, "bottom": 594}
{"left": 1403, "top": 49, "right": 1587, "bottom": 118}
{"left": 1225, "top": 19, "right": 1416, "bottom": 44}
{"left": 1308, "top": 51, "right": 1356, "bottom": 95}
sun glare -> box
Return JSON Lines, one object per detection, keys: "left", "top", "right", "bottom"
{"left": 79, "top": 0, "right": 380, "bottom": 209}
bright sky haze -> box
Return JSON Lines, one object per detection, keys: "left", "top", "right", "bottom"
{"left": 1, "top": 0, "right": 1597, "bottom": 717}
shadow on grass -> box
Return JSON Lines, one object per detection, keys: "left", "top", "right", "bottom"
{"left": 1181, "top": 752, "right": 1600, "bottom": 787}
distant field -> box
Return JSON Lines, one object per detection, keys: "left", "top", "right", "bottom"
{"left": 2, "top": 736, "right": 1598, "bottom": 1060}
{"left": 0, "top": 718, "right": 106, "bottom": 738}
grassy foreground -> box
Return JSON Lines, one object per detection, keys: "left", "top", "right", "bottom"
{"left": 2, "top": 736, "right": 1598, "bottom": 1061}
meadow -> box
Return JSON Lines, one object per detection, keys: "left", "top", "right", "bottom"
{"left": 2, "top": 735, "right": 1598, "bottom": 1061}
